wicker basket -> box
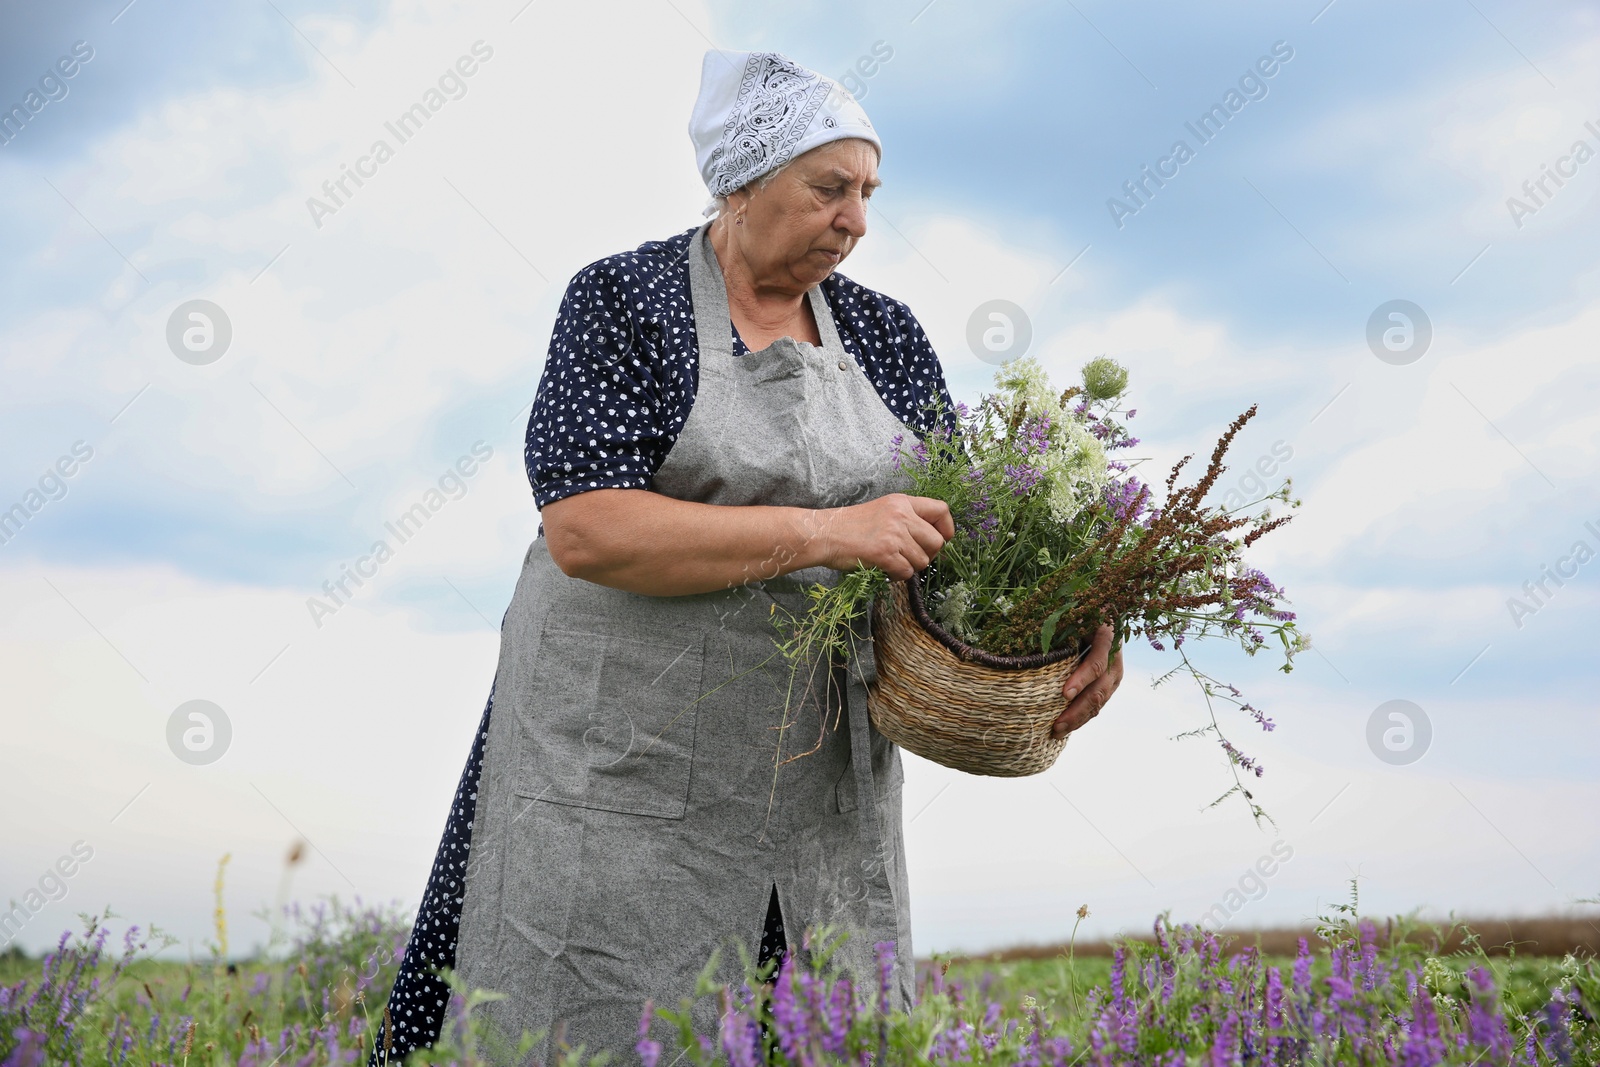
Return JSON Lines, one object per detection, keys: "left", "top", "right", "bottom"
{"left": 865, "top": 572, "right": 1089, "bottom": 777}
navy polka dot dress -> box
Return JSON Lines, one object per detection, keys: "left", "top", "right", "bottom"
{"left": 372, "top": 225, "right": 955, "bottom": 1064}
{"left": 523, "top": 225, "right": 959, "bottom": 525}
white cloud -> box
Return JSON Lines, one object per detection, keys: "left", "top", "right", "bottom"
{"left": 4, "top": 0, "right": 1600, "bottom": 962}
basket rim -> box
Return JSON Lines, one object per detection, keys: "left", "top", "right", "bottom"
{"left": 894, "top": 569, "right": 1088, "bottom": 672}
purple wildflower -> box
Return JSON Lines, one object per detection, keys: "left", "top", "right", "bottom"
{"left": 1464, "top": 967, "right": 1513, "bottom": 1060}
{"left": 1210, "top": 1009, "right": 1241, "bottom": 1067}
{"left": 1401, "top": 983, "right": 1446, "bottom": 1066}
{"left": 1219, "top": 738, "right": 1265, "bottom": 778}
{"left": 770, "top": 956, "right": 810, "bottom": 1063}
{"left": 4, "top": 1028, "right": 47, "bottom": 1067}
{"left": 718, "top": 991, "right": 762, "bottom": 1067}
{"left": 1292, "top": 939, "right": 1313, "bottom": 999}
{"left": 1004, "top": 462, "right": 1045, "bottom": 497}
{"left": 635, "top": 998, "right": 661, "bottom": 1067}
{"left": 1103, "top": 476, "right": 1151, "bottom": 525}
{"left": 874, "top": 941, "right": 897, "bottom": 1017}
{"left": 821, "top": 976, "right": 854, "bottom": 1057}
{"left": 1018, "top": 413, "right": 1052, "bottom": 456}
{"left": 1542, "top": 987, "right": 1575, "bottom": 1065}
{"left": 1241, "top": 703, "right": 1275, "bottom": 732}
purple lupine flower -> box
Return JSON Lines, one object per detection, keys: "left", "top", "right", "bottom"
{"left": 1292, "top": 939, "right": 1313, "bottom": 999}
{"left": 635, "top": 998, "right": 662, "bottom": 1067}
{"left": 1103, "top": 476, "right": 1151, "bottom": 525}
{"left": 1017, "top": 413, "right": 1052, "bottom": 456}
{"left": 1264, "top": 966, "right": 1285, "bottom": 1028}
{"left": 1210, "top": 1009, "right": 1241, "bottom": 1067}
{"left": 1401, "top": 982, "right": 1446, "bottom": 1067}
{"left": 1356, "top": 921, "right": 1381, "bottom": 991}
{"left": 1004, "top": 461, "right": 1045, "bottom": 497}
{"left": 1109, "top": 947, "right": 1129, "bottom": 1014}
{"left": 1464, "top": 966, "right": 1514, "bottom": 1060}
{"left": 930, "top": 1021, "right": 974, "bottom": 1062}
{"left": 4, "top": 1028, "right": 47, "bottom": 1067}
{"left": 874, "top": 941, "right": 897, "bottom": 1017}
{"left": 820, "top": 976, "right": 854, "bottom": 1057}
{"left": 771, "top": 955, "right": 811, "bottom": 1063}
{"left": 719, "top": 991, "right": 763, "bottom": 1067}
{"left": 1542, "top": 987, "right": 1575, "bottom": 1066}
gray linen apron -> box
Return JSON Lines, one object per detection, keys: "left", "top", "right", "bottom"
{"left": 453, "top": 221, "right": 924, "bottom": 1062}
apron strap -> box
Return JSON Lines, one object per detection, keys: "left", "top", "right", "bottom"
{"left": 688, "top": 220, "right": 846, "bottom": 362}
{"left": 687, "top": 221, "right": 735, "bottom": 362}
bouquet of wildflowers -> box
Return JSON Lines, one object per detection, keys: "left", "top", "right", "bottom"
{"left": 774, "top": 355, "right": 1307, "bottom": 822}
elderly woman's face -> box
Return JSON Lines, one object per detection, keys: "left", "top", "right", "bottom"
{"left": 729, "top": 138, "right": 881, "bottom": 291}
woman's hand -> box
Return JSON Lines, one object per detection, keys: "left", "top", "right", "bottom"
{"left": 1050, "top": 623, "right": 1125, "bottom": 739}
{"left": 811, "top": 494, "right": 954, "bottom": 580}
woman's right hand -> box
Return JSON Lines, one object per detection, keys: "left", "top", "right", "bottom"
{"left": 811, "top": 494, "right": 955, "bottom": 580}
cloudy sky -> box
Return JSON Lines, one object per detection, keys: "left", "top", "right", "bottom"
{"left": 1, "top": 0, "right": 1596, "bottom": 961}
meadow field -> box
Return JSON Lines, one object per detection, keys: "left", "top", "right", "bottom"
{"left": 2, "top": 881, "right": 1596, "bottom": 1066}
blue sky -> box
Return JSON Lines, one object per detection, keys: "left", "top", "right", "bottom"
{"left": 1, "top": 0, "right": 1596, "bottom": 959}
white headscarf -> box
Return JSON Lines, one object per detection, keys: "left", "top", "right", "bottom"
{"left": 688, "top": 49, "right": 881, "bottom": 217}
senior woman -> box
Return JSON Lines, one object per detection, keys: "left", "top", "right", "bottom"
{"left": 373, "top": 48, "right": 1125, "bottom": 1064}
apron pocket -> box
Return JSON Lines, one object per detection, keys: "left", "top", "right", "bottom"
{"left": 513, "top": 612, "right": 707, "bottom": 820}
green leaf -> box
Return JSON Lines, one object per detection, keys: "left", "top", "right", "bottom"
{"left": 1040, "top": 605, "right": 1068, "bottom": 655}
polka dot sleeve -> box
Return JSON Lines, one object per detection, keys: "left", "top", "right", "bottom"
{"left": 524, "top": 262, "right": 684, "bottom": 510}
{"left": 888, "top": 299, "right": 960, "bottom": 439}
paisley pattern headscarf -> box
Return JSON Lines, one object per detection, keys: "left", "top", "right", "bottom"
{"left": 688, "top": 49, "right": 881, "bottom": 217}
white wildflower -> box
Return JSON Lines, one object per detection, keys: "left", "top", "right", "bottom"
{"left": 1042, "top": 419, "right": 1109, "bottom": 524}
{"left": 992, "top": 356, "right": 1059, "bottom": 423}
{"left": 992, "top": 356, "right": 1111, "bottom": 524}
{"left": 933, "top": 581, "right": 975, "bottom": 639}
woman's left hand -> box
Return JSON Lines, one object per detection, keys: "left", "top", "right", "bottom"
{"left": 1050, "top": 623, "right": 1125, "bottom": 739}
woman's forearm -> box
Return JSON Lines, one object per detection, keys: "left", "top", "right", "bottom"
{"left": 541, "top": 488, "right": 838, "bottom": 596}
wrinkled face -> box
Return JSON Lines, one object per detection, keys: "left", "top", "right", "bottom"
{"left": 726, "top": 138, "right": 881, "bottom": 292}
